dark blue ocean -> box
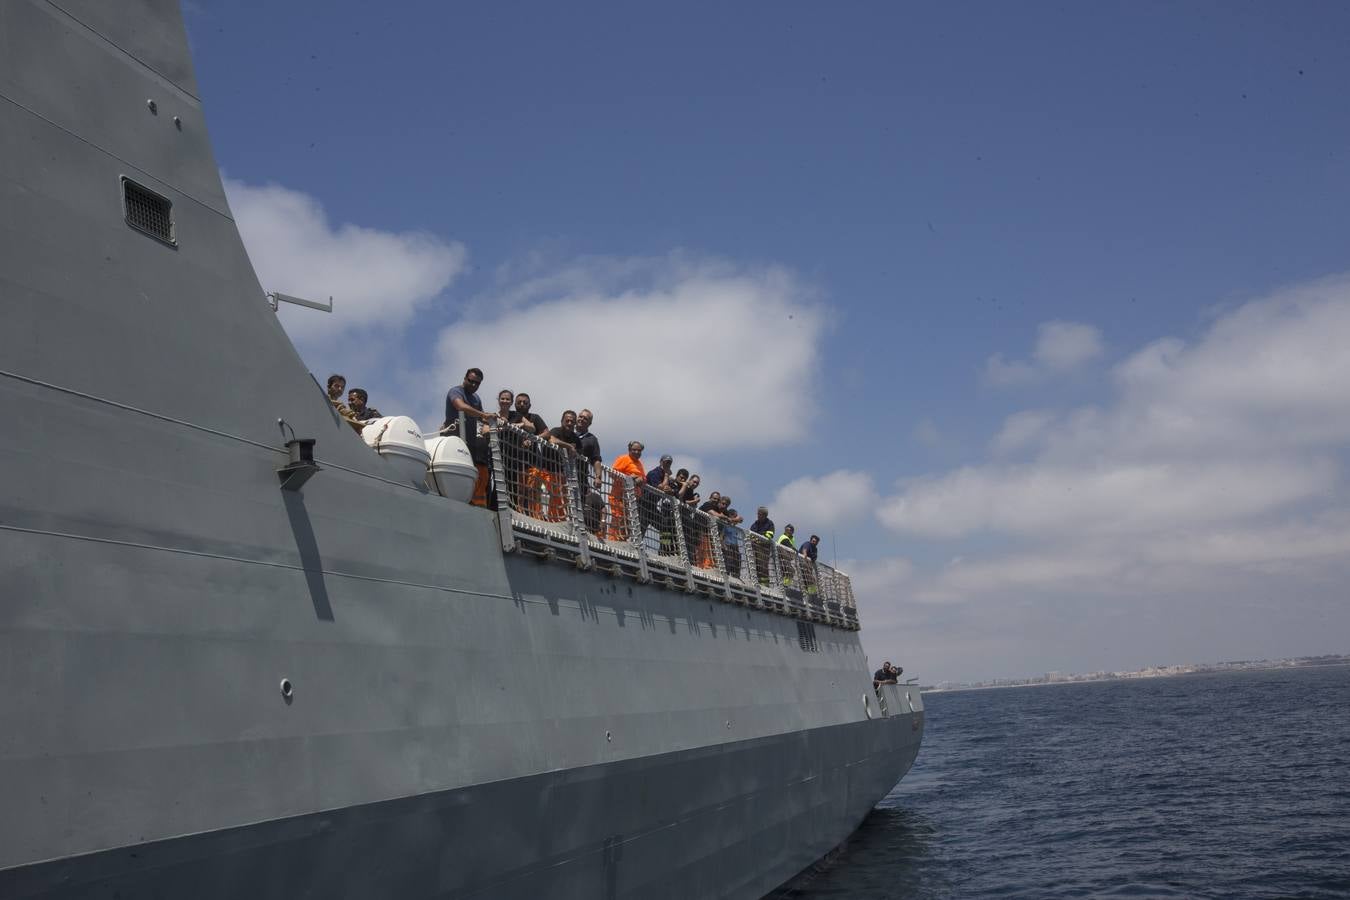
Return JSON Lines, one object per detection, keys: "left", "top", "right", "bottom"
{"left": 782, "top": 665, "right": 1350, "bottom": 899}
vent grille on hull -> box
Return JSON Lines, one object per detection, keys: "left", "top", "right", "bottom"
{"left": 797, "top": 621, "right": 818, "bottom": 652}
{"left": 122, "top": 177, "right": 175, "bottom": 245}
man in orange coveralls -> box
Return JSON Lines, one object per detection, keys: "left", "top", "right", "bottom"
{"left": 608, "top": 441, "right": 646, "bottom": 541}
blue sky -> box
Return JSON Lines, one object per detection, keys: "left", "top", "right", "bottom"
{"left": 187, "top": 1, "right": 1350, "bottom": 682}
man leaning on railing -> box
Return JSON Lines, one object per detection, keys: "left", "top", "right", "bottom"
{"left": 873, "top": 662, "right": 902, "bottom": 688}
{"left": 442, "top": 367, "right": 493, "bottom": 505}
{"left": 722, "top": 506, "right": 744, "bottom": 575}
{"left": 574, "top": 409, "right": 603, "bottom": 533}
{"left": 608, "top": 441, "right": 645, "bottom": 541}
{"left": 799, "top": 534, "right": 820, "bottom": 562}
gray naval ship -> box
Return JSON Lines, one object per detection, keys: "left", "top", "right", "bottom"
{"left": 0, "top": 1, "right": 924, "bottom": 896}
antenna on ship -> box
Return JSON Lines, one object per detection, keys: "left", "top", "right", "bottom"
{"left": 267, "top": 291, "right": 333, "bottom": 313}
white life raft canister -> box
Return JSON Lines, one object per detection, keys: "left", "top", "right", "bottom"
{"left": 361, "top": 416, "right": 431, "bottom": 483}
{"left": 423, "top": 435, "right": 477, "bottom": 502}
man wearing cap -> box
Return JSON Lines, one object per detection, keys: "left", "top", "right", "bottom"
{"left": 646, "top": 454, "right": 675, "bottom": 491}
{"left": 643, "top": 454, "right": 675, "bottom": 542}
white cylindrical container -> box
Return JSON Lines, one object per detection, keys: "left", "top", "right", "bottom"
{"left": 424, "top": 435, "right": 477, "bottom": 502}
{"left": 361, "top": 416, "right": 431, "bottom": 483}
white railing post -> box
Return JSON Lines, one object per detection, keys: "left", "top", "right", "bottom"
{"left": 747, "top": 532, "right": 771, "bottom": 607}
{"left": 622, "top": 476, "right": 651, "bottom": 583}
{"left": 707, "top": 513, "right": 732, "bottom": 600}
{"left": 788, "top": 552, "right": 807, "bottom": 616}
{"left": 670, "top": 502, "right": 695, "bottom": 592}
{"left": 562, "top": 453, "right": 590, "bottom": 569}
{"left": 486, "top": 427, "right": 516, "bottom": 553}
{"left": 767, "top": 538, "right": 784, "bottom": 601}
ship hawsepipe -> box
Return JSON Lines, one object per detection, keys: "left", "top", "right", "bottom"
{"left": 0, "top": 1, "right": 923, "bottom": 896}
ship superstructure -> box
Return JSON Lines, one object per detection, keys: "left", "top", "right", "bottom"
{"left": 0, "top": 2, "right": 923, "bottom": 897}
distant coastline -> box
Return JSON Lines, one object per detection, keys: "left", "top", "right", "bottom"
{"left": 924, "top": 654, "right": 1350, "bottom": 693}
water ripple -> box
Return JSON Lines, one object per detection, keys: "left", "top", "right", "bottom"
{"left": 779, "top": 666, "right": 1350, "bottom": 899}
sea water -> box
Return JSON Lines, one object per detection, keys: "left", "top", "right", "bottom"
{"left": 782, "top": 665, "right": 1350, "bottom": 898}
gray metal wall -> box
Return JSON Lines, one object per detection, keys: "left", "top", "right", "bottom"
{"left": 0, "top": 2, "right": 922, "bottom": 894}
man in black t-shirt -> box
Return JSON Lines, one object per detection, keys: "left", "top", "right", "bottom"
{"left": 506, "top": 392, "right": 551, "bottom": 515}
{"left": 873, "top": 662, "right": 902, "bottom": 688}
{"left": 800, "top": 534, "right": 820, "bottom": 562}
{"left": 507, "top": 392, "right": 549, "bottom": 437}
{"left": 575, "top": 409, "right": 603, "bottom": 533}
{"left": 546, "top": 409, "right": 580, "bottom": 451}
{"left": 525, "top": 410, "right": 579, "bottom": 522}
{"left": 750, "top": 507, "right": 774, "bottom": 539}
{"left": 659, "top": 469, "right": 691, "bottom": 555}
{"left": 749, "top": 506, "right": 775, "bottom": 584}
{"left": 721, "top": 504, "right": 744, "bottom": 576}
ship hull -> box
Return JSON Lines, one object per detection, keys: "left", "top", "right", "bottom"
{"left": 2, "top": 714, "right": 919, "bottom": 899}
{"left": 0, "top": 1, "right": 923, "bottom": 896}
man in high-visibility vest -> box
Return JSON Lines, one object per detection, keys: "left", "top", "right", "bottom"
{"left": 776, "top": 524, "right": 797, "bottom": 587}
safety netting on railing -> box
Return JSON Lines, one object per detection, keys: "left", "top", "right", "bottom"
{"left": 485, "top": 426, "right": 858, "bottom": 626}
{"left": 492, "top": 423, "right": 581, "bottom": 537}
{"left": 742, "top": 532, "right": 781, "bottom": 602}
{"left": 635, "top": 486, "right": 686, "bottom": 572}
{"left": 772, "top": 541, "right": 808, "bottom": 609}
{"left": 572, "top": 450, "right": 639, "bottom": 548}
{"left": 682, "top": 504, "right": 727, "bottom": 587}
{"left": 813, "top": 562, "right": 859, "bottom": 620}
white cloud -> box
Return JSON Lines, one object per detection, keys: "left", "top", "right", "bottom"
{"left": 1035, "top": 321, "right": 1105, "bottom": 370}
{"left": 225, "top": 178, "right": 467, "bottom": 343}
{"left": 837, "top": 556, "right": 918, "bottom": 624}
{"left": 911, "top": 512, "right": 1350, "bottom": 605}
{"left": 770, "top": 470, "right": 877, "bottom": 530}
{"left": 225, "top": 179, "right": 830, "bottom": 451}
{"left": 427, "top": 254, "right": 827, "bottom": 449}
{"left": 879, "top": 458, "right": 1336, "bottom": 539}
{"left": 881, "top": 277, "right": 1350, "bottom": 612}
{"left": 985, "top": 320, "right": 1104, "bottom": 386}
{"left": 991, "top": 409, "right": 1057, "bottom": 454}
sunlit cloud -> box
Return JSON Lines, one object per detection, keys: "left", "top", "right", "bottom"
{"left": 880, "top": 276, "right": 1350, "bottom": 609}
{"left": 225, "top": 177, "right": 467, "bottom": 344}
{"left": 985, "top": 320, "right": 1105, "bottom": 386}
{"left": 771, "top": 469, "right": 877, "bottom": 531}
{"left": 426, "top": 254, "right": 828, "bottom": 449}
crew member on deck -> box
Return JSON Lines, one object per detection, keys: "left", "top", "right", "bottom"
{"left": 346, "top": 388, "right": 381, "bottom": 425}
{"left": 873, "top": 662, "right": 902, "bottom": 688}
{"left": 442, "top": 368, "right": 492, "bottom": 506}
{"left": 608, "top": 441, "right": 646, "bottom": 541}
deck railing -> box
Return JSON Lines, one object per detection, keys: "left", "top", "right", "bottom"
{"left": 488, "top": 424, "right": 859, "bottom": 629}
